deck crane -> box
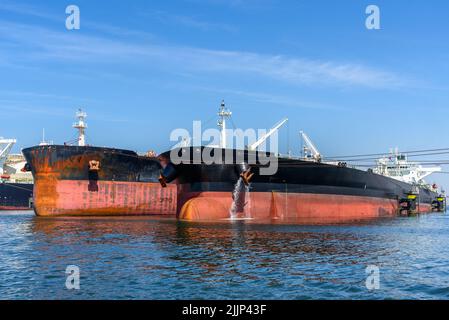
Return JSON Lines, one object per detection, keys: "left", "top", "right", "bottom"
{"left": 248, "top": 118, "right": 288, "bottom": 151}
{"left": 300, "top": 131, "right": 321, "bottom": 162}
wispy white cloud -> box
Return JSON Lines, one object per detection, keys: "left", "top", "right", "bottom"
{"left": 0, "top": 90, "right": 96, "bottom": 102}
{"left": 183, "top": 85, "right": 345, "bottom": 110}
{"left": 0, "top": 103, "right": 72, "bottom": 117}
{"left": 0, "top": 99, "right": 134, "bottom": 123}
{"left": 0, "top": 1, "right": 57, "bottom": 20}
{"left": 184, "top": 0, "right": 273, "bottom": 9}
{"left": 183, "top": 49, "right": 403, "bottom": 88}
{"left": 0, "top": 1, "right": 155, "bottom": 40}
{"left": 144, "top": 10, "right": 237, "bottom": 32}
{"left": 0, "top": 1, "right": 404, "bottom": 89}
{"left": 0, "top": 20, "right": 404, "bottom": 89}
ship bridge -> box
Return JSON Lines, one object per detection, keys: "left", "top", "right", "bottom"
{"left": 373, "top": 149, "right": 441, "bottom": 186}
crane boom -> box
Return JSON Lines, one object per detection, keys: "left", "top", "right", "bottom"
{"left": 248, "top": 118, "right": 288, "bottom": 151}
{"left": 300, "top": 131, "right": 321, "bottom": 161}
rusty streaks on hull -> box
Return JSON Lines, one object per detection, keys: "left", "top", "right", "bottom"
{"left": 26, "top": 145, "right": 141, "bottom": 181}
{"left": 34, "top": 177, "right": 176, "bottom": 216}
{"left": 23, "top": 145, "right": 176, "bottom": 217}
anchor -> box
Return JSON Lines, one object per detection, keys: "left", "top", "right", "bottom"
{"left": 158, "top": 173, "right": 167, "bottom": 188}
{"left": 158, "top": 162, "right": 178, "bottom": 188}
{"left": 239, "top": 168, "right": 254, "bottom": 186}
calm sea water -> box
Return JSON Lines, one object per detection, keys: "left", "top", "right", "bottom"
{"left": 1, "top": 210, "right": 449, "bottom": 300}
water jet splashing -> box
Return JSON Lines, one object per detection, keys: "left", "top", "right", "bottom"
{"left": 230, "top": 163, "right": 252, "bottom": 220}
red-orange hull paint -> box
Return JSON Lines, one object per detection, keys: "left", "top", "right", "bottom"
{"left": 417, "top": 203, "right": 432, "bottom": 214}
{"left": 178, "top": 191, "right": 433, "bottom": 223}
{"left": 33, "top": 178, "right": 177, "bottom": 217}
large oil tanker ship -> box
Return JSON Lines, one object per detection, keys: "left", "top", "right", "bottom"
{"left": 159, "top": 146, "right": 441, "bottom": 223}
{"left": 157, "top": 101, "right": 444, "bottom": 223}
{"left": 22, "top": 110, "right": 176, "bottom": 216}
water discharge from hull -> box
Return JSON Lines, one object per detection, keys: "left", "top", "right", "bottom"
{"left": 229, "top": 163, "right": 252, "bottom": 220}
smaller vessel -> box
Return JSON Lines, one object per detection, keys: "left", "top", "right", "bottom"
{"left": 1, "top": 138, "right": 33, "bottom": 210}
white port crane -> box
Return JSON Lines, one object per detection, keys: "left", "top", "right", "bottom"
{"left": 0, "top": 138, "right": 16, "bottom": 175}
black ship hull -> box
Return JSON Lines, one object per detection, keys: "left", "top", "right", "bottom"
{"left": 159, "top": 147, "right": 439, "bottom": 223}
{"left": 0, "top": 182, "right": 33, "bottom": 210}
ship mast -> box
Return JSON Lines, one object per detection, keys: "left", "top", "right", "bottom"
{"left": 73, "top": 109, "right": 87, "bottom": 147}
{"left": 39, "top": 128, "right": 48, "bottom": 146}
{"left": 217, "top": 100, "right": 232, "bottom": 149}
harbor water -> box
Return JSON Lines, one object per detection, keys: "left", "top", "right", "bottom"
{"left": 1, "top": 210, "right": 449, "bottom": 299}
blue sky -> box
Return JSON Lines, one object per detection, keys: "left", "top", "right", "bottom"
{"left": 1, "top": 0, "right": 449, "bottom": 187}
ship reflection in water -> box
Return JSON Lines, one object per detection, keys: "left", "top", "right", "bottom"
{"left": 1, "top": 211, "right": 449, "bottom": 299}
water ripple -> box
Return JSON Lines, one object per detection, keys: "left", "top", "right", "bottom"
{"left": 0, "top": 211, "right": 448, "bottom": 299}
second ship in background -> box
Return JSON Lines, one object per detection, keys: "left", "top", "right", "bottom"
{"left": 22, "top": 110, "right": 176, "bottom": 216}
{"left": 0, "top": 138, "right": 33, "bottom": 210}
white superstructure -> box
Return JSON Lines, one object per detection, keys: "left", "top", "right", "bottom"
{"left": 373, "top": 149, "right": 441, "bottom": 187}
{"left": 0, "top": 138, "right": 33, "bottom": 182}
{"left": 3, "top": 153, "right": 33, "bottom": 183}
{"left": 73, "top": 109, "right": 87, "bottom": 146}
{"left": 217, "top": 100, "right": 232, "bottom": 149}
